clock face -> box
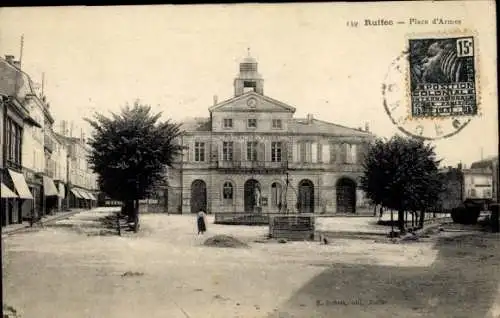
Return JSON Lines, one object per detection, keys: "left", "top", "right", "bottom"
{"left": 247, "top": 97, "right": 257, "bottom": 108}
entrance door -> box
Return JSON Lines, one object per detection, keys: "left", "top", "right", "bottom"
{"left": 336, "top": 177, "right": 357, "bottom": 213}
{"left": 298, "top": 179, "right": 314, "bottom": 213}
{"left": 244, "top": 179, "right": 260, "bottom": 213}
{"left": 190, "top": 180, "right": 207, "bottom": 213}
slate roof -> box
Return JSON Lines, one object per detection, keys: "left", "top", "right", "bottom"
{"left": 470, "top": 156, "right": 499, "bottom": 169}
{"left": 179, "top": 117, "right": 211, "bottom": 132}
{"left": 0, "top": 58, "right": 34, "bottom": 99}
{"left": 179, "top": 115, "right": 373, "bottom": 138}
{"left": 289, "top": 118, "right": 373, "bottom": 137}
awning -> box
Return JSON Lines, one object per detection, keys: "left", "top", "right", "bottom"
{"left": 70, "top": 188, "right": 83, "bottom": 199}
{"left": 80, "top": 190, "right": 92, "bottom": 200}
{"left": 1, "top": 183, "right": 18, "bottom": 198}
{"left": 87, "top": 192, "right": 97, "bottom": 201}
{"left": 8, "top": 169, "right": 33, "bottom": 199}
{"left": 43, "top": 176, "right": 59, "bottom": 197}
{"left": 78, "top": 189, "right": 88, "bottom": 200}
{"left": 58, "top": 183, "right": 66, "bottom": 199}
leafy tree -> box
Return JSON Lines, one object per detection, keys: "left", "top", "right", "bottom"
{"left": 360, "top": 135, "right": 442, "bottom": 233}
{"left": 85, "top": 101, "right": 184, "bottom": 232}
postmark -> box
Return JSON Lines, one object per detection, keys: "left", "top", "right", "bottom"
{"left": 383, "top": 30, "right": 480, "bottom": 140}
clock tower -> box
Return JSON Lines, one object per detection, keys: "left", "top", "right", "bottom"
{"left": 234, "top": 48, "right": 264, "bottom": 97}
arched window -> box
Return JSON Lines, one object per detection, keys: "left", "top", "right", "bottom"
{"left": 223, "top": 182, "right": 233, "bottom": 200}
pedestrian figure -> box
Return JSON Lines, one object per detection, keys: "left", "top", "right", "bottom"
{"left": 197, "top": 210, "right": 207, "bottom": 235}
{"left": 379, "top": 206, "right": 384, "bottom": 219}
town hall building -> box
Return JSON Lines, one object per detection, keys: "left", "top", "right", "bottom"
{"left": 165, "top": 54, "right": 376, "bottom": 215}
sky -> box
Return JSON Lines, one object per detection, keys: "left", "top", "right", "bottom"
{"left": 0, "top": 2, "right": 497, "bottom": 167}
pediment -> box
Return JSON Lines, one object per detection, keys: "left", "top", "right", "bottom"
{"left": 209, "top": 92, "right": 296, "bottom": 113}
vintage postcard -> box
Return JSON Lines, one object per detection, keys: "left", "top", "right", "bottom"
{"left": 0, "top": 1, "right": 498, "bottom": 318}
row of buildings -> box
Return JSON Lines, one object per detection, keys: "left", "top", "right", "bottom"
{"left": 1, "top": 55, "right": 99, "bottom": 227}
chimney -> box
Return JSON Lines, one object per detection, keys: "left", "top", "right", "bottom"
{"left": 306, "top": 113, "right": 314, "bottom": 124}
{"left": 213, "top": 95, "right": 218, "bottom": 106}
{"left": 365, "top": 122, "right": 370, "bottom": 132}
{"left": 70, "top": 122, "right": 74, "bottom": 137}
{"left": 12, "top": 61, "right": 21, "bottom": 69}
{"left": 61, "top": 121, "right": 67, "bottom": 136}
{"left": 5, "top": 55, "right": 14, "bottom": 64}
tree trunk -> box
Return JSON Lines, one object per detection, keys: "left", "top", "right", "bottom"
{"left": 124, "top": 200, "right": 134, "bottom": 223}
{"left": 398, "top": 210, "right": 405, "bottom": 234}
{"left": 419, "top": 210, "right": 425, "bottom": 229}
{"left": 133, "top": 199, "right": 139, "bottom": 233}
{"left": 390, "top": 209, "right": 394, "bottom": 235}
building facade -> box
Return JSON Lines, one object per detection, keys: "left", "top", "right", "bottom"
{"left": 1, "top": 54, "right": 99, "bottom": 227}
{"left": 470, "top": 156, "right": 499, "bottom": 202}
{"left": 56, "top": 122, "right": 99, "bottom": 209}
{"left": 166, "top": 55, "right": 375, "bottom": 215}
{"left": 0, "top": 55, "right": 42, "bottom": 226}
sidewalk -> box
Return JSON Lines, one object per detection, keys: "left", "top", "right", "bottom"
{"left": 1, "top": 209, "right": 87, "bottom": 237}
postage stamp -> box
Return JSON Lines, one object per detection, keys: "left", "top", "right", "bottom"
{"left": 408, "top": 36, "right": 477, "bottom": 118}
{"left": 382, "top": 31, "right": 479, "bottom": 141}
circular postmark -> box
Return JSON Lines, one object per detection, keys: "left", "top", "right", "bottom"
{"left": 382, "top": 34, "right": 479, "bottom": 141}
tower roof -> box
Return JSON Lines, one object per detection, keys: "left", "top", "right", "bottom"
{"left": 242, "top": 56, "right": 257, "bottom": 64}
{"left": 242, "top": 47, "right": 257, "bottom": 64}
{"left": 237, "top": 48, "right": 261, "bottom": 78}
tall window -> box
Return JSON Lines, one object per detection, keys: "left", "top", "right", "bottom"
{"left": 299, "top": 142, "right": 307, "bottom": 162}
{"left": 223, "top": 118, "right": 233, "bottom": 129}
{"left": 194, "top": 142, "right": 205, "bottom": 162}
{"left": 271, "top": 142, "right": 282, "bottom": 162}
{"left": 247, "top": 141, "right": 258, "bottom": 161}
{"left": 351, "top": 144, "right": 357, "bottom": 164}
{"left": 222, "top": 142, "right": 233, "bottom": 161}
{"left": 223, "top": 182, "right": 233, "bottom": 202}
{"left": 272, "top": 119, "right": 282, "bottom": 129}
{"left": 247, "top": 118, "right": 257, "bottom": 128}
{"left": 6, "top": 118, "right": 22, "bottom": 166}
{"left": 330, "top": 143, "right": 341, "bottom": 163}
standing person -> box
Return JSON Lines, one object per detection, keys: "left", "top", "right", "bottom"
{"left": 197, "top": 210, "right": 207, "bottom": 235}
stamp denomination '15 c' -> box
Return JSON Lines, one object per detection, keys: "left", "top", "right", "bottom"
{"left": 409, "top": 37, "right": 476, "bottom": 118}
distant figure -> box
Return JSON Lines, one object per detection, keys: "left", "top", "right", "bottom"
{"left": 379, "top": 206, "right": 384, "bottom": 219}
{"left": 320, "top": 234, "right": 329, "bottom": 245}
{"left": 197, "top": 210, "right": 207, "bottom": 235}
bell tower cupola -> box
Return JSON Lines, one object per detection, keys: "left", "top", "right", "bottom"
{"left": 234, "top": 48, "right": 264, "bottom": 97}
